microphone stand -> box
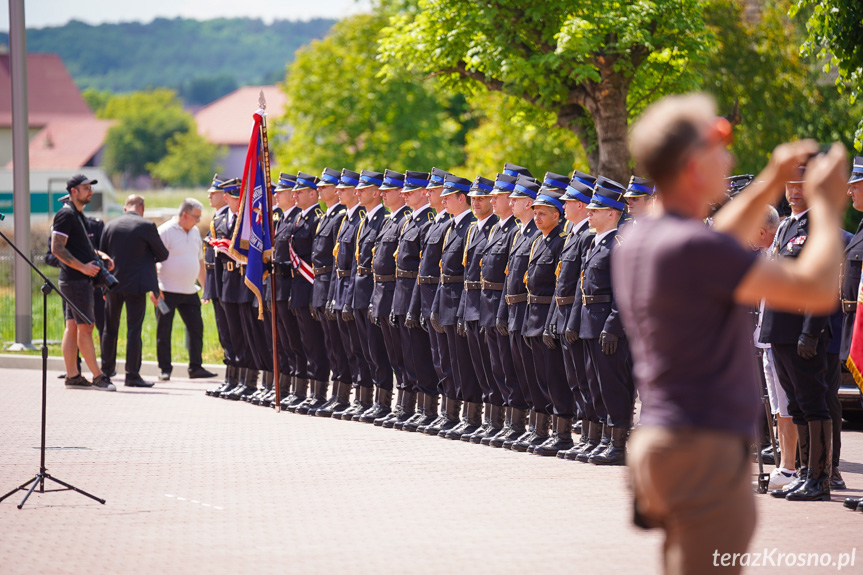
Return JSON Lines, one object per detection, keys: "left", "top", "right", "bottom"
{"left": 0, "top": 223, "right": 105, "bottom": 508}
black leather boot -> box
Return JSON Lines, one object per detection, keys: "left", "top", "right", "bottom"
{"left": 577, "top": 423, "right": 609, "bottom": 462}
{"left": 504, "top": 409, "right": 534, "bottom": 450}
{"left": 514, "top": 412, "right": 550, "bottom": 453}
{"left": 535, "top": 416, "right": 574, "bottom": 457}
{"left": 251, "top": 371, "right": 273, "bottom": 404}
{"left": 489, "top": 408, "right": 522, "bottom": 448}
{"left": 559, "top": 419, "right": 589, "bottom": 459}
{"left": 214, "top": 366, "right": 241, "bottom": 398}
{"left": 207, "top": 365, "right": 235, "bottom": 396}
{"left": 844, "top": 496, "right": 863, "bottom": 510}
{"left": 529, "top": 415, "right": 555, "bottom": 454}
{"left": 308, "top": 379, "right": 337, "bottom": 415}
{"left": 361, "top": 388, "right": 392, "bottom": 423}
{"left": 274, "top": 373, "right": 292, "bottom": 409}
{"left": 376, "top": 389, "right": 403, "bottom": 426}
{"left": 831, "top": 467, "right": 846, "bottom": 491}
{"left": 226, "top": 368, "right": 258, "bottom": 400}
{"left": 385, "top": 390, "right": 417, "bottom": 428}
{"left": 451, "top": 402, "right": 483, "bottom": 440}
{"left": 787, "top": 420, "right": 832, "bottom": 501}
{"left": 286, "top": 378, "right": 310, "bottom": 412}
{"left": 345, "top": 386, "right": 374, "bottom": 421}
{"left": 422, "top": 396, "right": 452, "bottom": 435}
{"left": 299, "top": 380, "right": 328, "bottom": 414}
{"left": 472, "top": 404, "right": 503, "bottom": 444}
{"left": 771, "top": 423, "right": 810, "bottom": 498}
{"left": 332, "top": 386, "right": 360, "bottom": 420}
{"left": 464, "top": 403, "right": 491, "bottom": 443}
{"left": 407, "top": 393, "right": 438, "bottom": 432}
{"left": 316, "top": 381, "right": 350, "bottom": 417}
{"left": 418, "top": 395, "right": 449, "bottom": 434}
{"left": 437, "top": 398, "right": 463, "bottom": 437}
{"left": 589, "top": 425, "right": 628, "bottom": 465}
{"left": 482, "top": 406, "right": 509, "bottom": 446}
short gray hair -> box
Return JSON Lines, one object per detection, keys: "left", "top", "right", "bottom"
{"left": 764, "top": 205, "right": 780, "bottom": 230}
{"left": 178, "top": 197, "right": 203, "bottom": 216}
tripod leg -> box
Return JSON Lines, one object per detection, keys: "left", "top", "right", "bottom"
{"left": 17, "top": 474, "right": 44, "bottom": 509}
{"left": 44, "top": 474, "right": 106, "bottom": 504}
{"left": 0, "top": 475, "right": 38, "bottom": 504}
{"left": 763, "top": 395, "right": 778, "bottom": 467}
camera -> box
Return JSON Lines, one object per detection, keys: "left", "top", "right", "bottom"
{"left": 92, "top": 258, "right": 119, "bottom": 291}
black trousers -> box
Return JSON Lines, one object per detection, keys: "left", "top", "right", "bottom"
{"left": 354, "top": 311, "right": 392, "bottom": 390}
{"left": 337, "top": 313, "right": 371, "bottom": 387}
{"left": 529, "top": 336, "right": 572, "bottom": 418}
{"left": 581, "top": 340, "right": 607, "bottom": 424}
{"left": 826, "top": 352, "right": 843, "bottom": 468}
{"left": 772, "top": 340, "right": 830, "bottom": 425}
{"left": 444, "top": 322, "right": 480, "bottom": 403}
{"left": 155, "top": 292, "right": 205, "bottom": 374}
{"left": 211, "top": 298, "right": 236, "bottom": 366}
{"left": 398, "top": 320, "right": 437, "bottom": 395}
{"left": 436, "top": 326, "right": 460, "bottom": 399}
{"left": 241, "top": 302, "right": 271, "bottom": 372}
{"left": 584, "top": 337, "right": 635, "bottom": 428}
{"left": 320, "top": 310, "right": 350, "bottom": 384}
{"left": 272, "top": 300, "right": 302, "bottom": 376}
{"left": 379, "top": 317, "right": 404, "bottom": 389}
{"left": 102, "top": 291, "right": 147, "bottom": 377}
{"left": 506, "top": 331, "right": 532, "bottom": 410}
{"left": 464, "top": 321, "right": 494, "bottom": 404}
{"left": 428, "top": 321, "right": 454, "bottom": 397}
{"left": 484, "top": 327, "right": 511, "bottom": 407}
{"left": 562, "top": 335, "right": 594, "bottom": 422}
{"left": 220, "top": 301, "right": 249, "bottom": 368}
{"left": 294, "top": 306, "right": 329, "bottom": 382}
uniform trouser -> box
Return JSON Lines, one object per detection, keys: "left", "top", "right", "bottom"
{"left": 771, "top": 340, "right": 830, "bottom": 425}
{"left": 445, "top": 322, "right": 481, "bottom": 403}
{"left": 220, "top": 301, "right": 249, "bottom": 368}
{"left": 243, "top": 302, "right": 271, "bottom": 372}
{"left": 101, "top": 291, "right": 147, "bottom": 377}
{"left": 485, "top": 326, "right": 514, "bottom": 407}
{"left": 212, "top": 297, "right": 235, "bottom": 366}
{"left": 507, "top": 330, "right": 534, "bottom": 410}
{"left": 465, "top": 321, "right": 500, "bottom": 405}
{"left": 826, "top": 352, "right": 842, "bottom": 468}
{"left": 582, "top": 340, "right": 608, "bottom": 424}
{"left": 628, "top": 426, "right": 756, "bottom": 575}
{"left": 529, "top": 335, "right": 572, "bottom": 418}
{"left": 429, "top": 323, "right": 455, "bottom": 398}
{"left": 272, "top": 300, "right": 304, "bottom": 377}
{"left": 337, "top": 313, "right": 371, "bottom": 387}
{"left": 562, "top": 335, "right": 594, "bottom": 421}
{"left": 398, "top": 320, "right": 437, "bottom": 395}
{"left": 354, "top": 310, "right": 392, "bottom": 390}
{"left": 379, "top": 316, "right": 404, "bottom": 389}
{"left": 320, "top": 310, "right": 350, "bottom": 384}
{"left": 584, "top": 337, "right": 635, "bottom": 428}
{"left": 263, "top": 304, "right": 287, "bottom": 374}
{"left": 156, "top": 292, "right": 205, "bottom": 374}
{"left": 293, "top": 306, "right": 330, "bottom": 382}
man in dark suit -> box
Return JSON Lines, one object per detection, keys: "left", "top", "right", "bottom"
{"left": 99, "top": 194, "right": 169, "bottom": 387}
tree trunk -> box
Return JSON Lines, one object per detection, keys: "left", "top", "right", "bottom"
{"left": 583, "top": 60, "right": 632, "bottom": 185}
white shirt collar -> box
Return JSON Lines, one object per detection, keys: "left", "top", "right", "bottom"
{"left": 594, "top": 228, "right": 617, "bottom": 246}
{"left": 476, "top": 214, "right": 494, "bottom": 229}
{"left": 364, "top": 203, "right": 384, "bottom": 219}
{"left": 573, "top": 218, "right": 590, "bottom": 234}
{"left": 301, "top": 204, "right": 317, "bottom": 217}
{"left": 496, "top": 214, "right": 513, "bottom": 229}
{"left": 789, "top": 208, "right": 810, "bottom": 220}
{"left": 326, "top": 202, "right": 343, "bottom": 216}
{"left": 346, "top": 204, "right": 361, "bottom": 219}
{"left": 434, "top": 209, "right": 449, "bottom": 223}
{"left": 215, "top": 204, "right": 229, "bottom": 216}
{"left": 410, "top": 203, "right": 431, "bottom": 219}
{"left": 451, "top": 209, "right": 471, "bottom": 226}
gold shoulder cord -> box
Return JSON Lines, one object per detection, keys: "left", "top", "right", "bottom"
{"left": 333, "top": 217, "right": 346, "bottom": 258}
{"left": 524, "top": 236, "right": 541, "bottom": 284}
{"left": 441, "top": 226, "right": 453, "bottom": 273}
{"left": 463, "top": 224, "right": 475, "bottom": 268}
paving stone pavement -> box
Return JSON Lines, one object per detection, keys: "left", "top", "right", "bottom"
{"left": 1, "top": 366, "right": 862, "bottom": 574}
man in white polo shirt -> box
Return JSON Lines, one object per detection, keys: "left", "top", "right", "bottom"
{"left": 154, "top": 198, "right": 216, "bottom": 381}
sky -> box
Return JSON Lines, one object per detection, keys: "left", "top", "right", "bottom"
{"left": 0, "top": 0, "right": 372, "bottom": 30}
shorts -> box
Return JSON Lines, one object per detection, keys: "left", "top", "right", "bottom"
{"left": 59, "top": 279, "right": 96, "bottom": 325}
{"left": 763, "top": 347, "right": 790, "bottom": 417}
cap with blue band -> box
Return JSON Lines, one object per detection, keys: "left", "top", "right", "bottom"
{"left": 319, "top": 167, "right": 341, "bottom": 187}
{"left": 510, "top": 175, "right": 540, "bottom": 200}
{"left": 336, "top": 169, "right": 361, "bottom": 189}
{"left": 468, "top": 176, "right": 494, "bottom": 196}
{"left": 217, "top": 177, "right": 242, "bottom": 197}
{"left": 207, "top": 173, "right": 225, "bottom": 193}
{"left": 356, "top": 170, "right": 384, "bottom": 189}
{"left": 624, "top": 175, "right": 655, "bottom": 198}
{"left": 849, "top": 156, "right": 863, "bottom": 184}
{"left": 294, "top": 171, "right": 319, "bottom": 191}
{"left": 427, "top": 167, "right": 451, "bottom": 189}
{"left": 503, "top": 162, "right": 532, "bottom": 179}
{"left": 441, "top": 174, "right": 472, "bottom": 196}
{"left": 379, "top": 169, "right": 406, "bottom": 190}
{"left": 540, "top": 172, "right": 569, "bottom": 194}
{"left": 587, "top": 176, "right": 627, "bottom": 211}
{"left": 274, "top": 172, "right": 297, "bottom": 192}
{"left": 403, "top": 170, "right": 431, "bottom": 191}
{"left": 493, "top": 173, "right": 517, "bottom": 194}
{"left": 533, "top": 191, "right": 565, "bottom": 212}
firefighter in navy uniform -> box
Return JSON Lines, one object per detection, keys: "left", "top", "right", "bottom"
{"left": 623, "top": 175, "right": 656, "bottom": 222}
{"left": 498, "top": 175, "right": 542, "bottom": 450}
{"left": 522, "top": 174, "right": 571, "bottom": 457}
{"left": 551, "top": 172, "right": 599, "bottom": 460}
{"left": 304, "top": 168, "right": 350, "bottom": 415}
{"left": 571, "top": 178, "right": 634, "bottom": 466}
{"left": 456, "top": 176, "right": 500, "bottom": 443}
{"left": 480, "top": 173, "right": 523, "bottom": 448}
{"left": 410, "top": 169, "right": 455, "bottom": 434}
{"left": 285, "top": 172, "right": 330, "bottom": 409}
{"left": 344, "top": 170, "right": 392, "bottom": 421}
{"left": 431, "top": 174, "right": 479, "bottom": 439}
{"left": 383, "top": 170, "right": 438, "bottom": 429}
{"left": 203, "top": 174, "right": 240, "bottom": 397}
{"left": 324, "top": 170, "right": 368, "bottom": 419}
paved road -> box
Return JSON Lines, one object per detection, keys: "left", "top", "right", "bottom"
{"left": 0, "top": 367, "right": 861, "bottom": 574}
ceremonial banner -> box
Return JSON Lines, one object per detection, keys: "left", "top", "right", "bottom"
{"left": 845, "top": 269, "right": 863, "bottom": 393}
{"left": 230, "top": 111, "right": 273, "bottom": 319}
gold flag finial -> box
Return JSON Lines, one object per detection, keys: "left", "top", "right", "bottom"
{"left": 258, "top": 89, "right": 267, "bottom": 111}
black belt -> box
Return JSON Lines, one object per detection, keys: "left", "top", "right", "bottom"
{"left": 272, "top": 261, "right": 292, "bottom": 276}
{"left": 374, "top": 274, "right": 396, "bottom": 283}
{"left": 505, "top": 293, "right": 527, "bottom": 305}
{"left": 527, "top": 295, "right": 553, "bottom": 305}
{"left": 313, "top": 265, "right": 333, "bottom": 275}
{"left": 583, "top": 294, "right": 612, "bottom": 305}
{"left": 417, "top": 275, "right": 439, "bottom": 285}
{"left": 440, "top": 274, "right": 464, "bottom": 285}
{"left": 357, "top": 265, "right": 373, "bottom": 277}
{"left": 843, "top": 300, "right": 858, "bottom": 313}
{"left": 225, "top": 261, "right": 245, "bottom": 274}
{"left": 481, "top": 279, "right": 504, "bottom": 291}
{"left": 336, "top": 269, "right": 352, "bottom": 278}
{"left": 396, "top": 268, "right": 418, "bottom": 279}
{"left": 464, "top": 281, "right": 481, "bottom": 291}
{"left": 205, "top": 262, "right": 215, "bottom": 270}
{"left": 555, "top": 295, "right": 576, "bottom": 306}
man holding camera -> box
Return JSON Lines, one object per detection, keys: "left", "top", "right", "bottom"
{"left": 99, "top": 194, "right": 169, "bottom": 387}
{"left": 51, "top": 174, "right": 117, "bottom": 391}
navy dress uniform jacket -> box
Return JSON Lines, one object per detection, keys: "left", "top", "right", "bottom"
{"left": 841, "top": 222, "right": 863, "bottom": 361}
{"left": 549, "top": 220, "right": 592, "bottom": 334}
{"left": 271, "top": 206, "right": 301, "bottom": 302}
{"left": 478, "top": 216, "right": 519, "bottom": 329}
{"left": 575, "top": 230, "right": 626, "bottom": 340}
{"left": 331, "top": 206, "right": 366, "bottom": 311}
{"left": 371, "top": 204, "right": 411, "bottom": 317}
{"left": 523, "top": 221, "right": 566, "bottom": 338}
{"left": 203, "top": 206, "right": 229, "bottom": 301}
{"left": 457, "top": 215, "right": 499, "bottom": 322}
{"left": 432, "top": 212, "right": 477, "bottom": 326}
{"left": 353, "top": 206, "right": 388, "bottom": 310}
{"left": 220, "top": 212, "right": 252, "bottom": 304}
{"left": 392, "top": 206, "right": 435, "bottom": 317}
{"left": 311, "top": 203, "right": 347, "bottom": 309}
{"left": 287, "top": 205, "right": 323, "bottom": 308}
{"left": 409, "top": 213, "right": 452, "bottom": 319}
{"left": 498, "top": 219, "right": 539, "bottom": 333}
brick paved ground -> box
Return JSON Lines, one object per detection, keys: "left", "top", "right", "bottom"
{"left": 1, "top": 366, "right": 861, "bottom": 574}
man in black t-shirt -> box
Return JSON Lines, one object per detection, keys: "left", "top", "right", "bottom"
{"left": 51, "top": 174, "right": 116, "bottom": 391}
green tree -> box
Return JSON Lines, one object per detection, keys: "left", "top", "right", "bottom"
{"left": 378, "top": 0, "right": 710, "bottom": 182}
{"left": 99, "top": 89, "right": 195, "bottom": 179}
{"left": 274, "top": 14, "right": 462, "bottom": 173}
{"left": 81, "top": 87, "right": 113, "bottom": 115}
{"left": 147, "top": 130, "right": 226, "bottom": 187}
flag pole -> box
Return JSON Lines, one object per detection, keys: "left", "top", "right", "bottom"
{"left": 259, "top": 90, "right": 281, "bottom": 411}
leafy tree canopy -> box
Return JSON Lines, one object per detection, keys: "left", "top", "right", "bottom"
{"left": 148, "top": 130, "right": 226, "bottom": 187}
